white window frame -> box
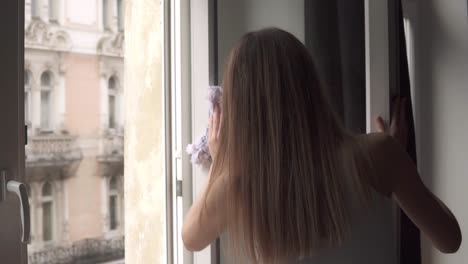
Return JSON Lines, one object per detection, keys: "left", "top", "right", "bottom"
{"left": 365, "top": 0, "right": 399, "bottom": 262}
{"left": 165, "top": 0, "right": 192, "bottom": 264}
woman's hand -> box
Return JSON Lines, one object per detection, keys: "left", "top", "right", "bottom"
{"left": 375, "top": 97, "right": 408, "bottom": 147}
{"left": 208, "top": 105, "right": 221, "bottom": 160}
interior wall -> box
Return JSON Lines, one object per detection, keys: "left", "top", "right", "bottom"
{"left": 217, "top": 0, "right": 305, "bottom": 79}
{"left": 407, "top": 0, "right": 468, "bottom": 263}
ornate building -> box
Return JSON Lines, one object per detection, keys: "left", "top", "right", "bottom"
{"left": 24, "top": 0, "right": 125, "bottom": 263}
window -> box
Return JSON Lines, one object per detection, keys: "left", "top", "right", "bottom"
{"left": 31, "top": 0, "right": 40, "bottom": 19}
{"left": 18, "top": 0, "right": 127, "bottom": 262}
{"left": 117, "top": 0, "right": 124, "bottom": 31}
{"left": 41, "top": 182, "right": 54, "bottom": 242}
{"left": 40, "top": 71, "right": 52, "bottom": 130}
{"left": 109, "top": 176, "right": 119, "bottom": 230}
{"left": 49, "top": 0, "right": 59, "bottom": 22}
{"left": 25, "top": 70, "right": 31, "bottom": 125}
{"left": 108, "top": 76, "right": 117, "bottom": 129}
{"left": 103, "top": 0, "right": 111, "bottom": 30}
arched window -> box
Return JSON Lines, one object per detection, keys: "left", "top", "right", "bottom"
{"left": 108, "top": 76, "right": 117, "bottom": 129}
{"left": 40, "top": 71, "right": 53, "bottom": 130}
{"left": 109, "top": 176, "right": 119, "bottom": 230}
{"left": 41, "top": 182, "right": 54, "bottom": 241}
{"left": 31, "top": 0, "right": 40, "bottom": 18}
{"left": 49, "top": 0, "right": 59, "bottom": 22}
{"left": 25, "top": 70, "right": 32, "bottom": 125}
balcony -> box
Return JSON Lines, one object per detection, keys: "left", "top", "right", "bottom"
{"left": 26, "top": 134, "right": 82, "bottom": 182}
{"left": 28, "top": 236, "right": 124, "bottom": 264}
{"left": 97, "top": 131, "right": 124, "bottom": 178}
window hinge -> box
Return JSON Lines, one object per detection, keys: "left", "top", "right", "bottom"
{"left": 176, "top": 180, "right": 183, "bottom": 197}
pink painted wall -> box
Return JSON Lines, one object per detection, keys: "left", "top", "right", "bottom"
{"left": 64, "top": 53, "right": 101, "bottom": 136}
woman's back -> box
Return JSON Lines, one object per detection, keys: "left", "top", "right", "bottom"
{"left": 182, "top": 28, "right": 461, "bottom": 263}
{"left": 297, "top": 194, "right": 396, "bottom": 264}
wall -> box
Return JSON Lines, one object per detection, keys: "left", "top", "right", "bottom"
{"left": 217, "top": 0, "right": 304, "bottom": 79}
{"left": 67, "top": 158, "right": 102, "bottom": 241}
{"left": 407, "top": 0, "right": 468, "bottom": 263}
{"left": 65, "top": 53, "right": 101, "bottom": 136}
{"left": 124, "top": 0, "right": 166, "bottom": 263}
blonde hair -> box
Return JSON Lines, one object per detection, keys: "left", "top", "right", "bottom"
{"left": 207, "top": 28, "right": 375, "bottom": 263}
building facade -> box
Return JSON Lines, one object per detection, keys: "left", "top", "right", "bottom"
{"left": 24, "top": 0, "right": 125, "bottom": 263}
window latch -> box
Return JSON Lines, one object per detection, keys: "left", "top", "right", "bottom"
{"left": 0, "top": 170, "right": 31, "bottom": 243}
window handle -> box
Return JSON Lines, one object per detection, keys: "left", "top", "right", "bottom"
{"left": 0, "top": 170, "right": 31, "bottom": 244}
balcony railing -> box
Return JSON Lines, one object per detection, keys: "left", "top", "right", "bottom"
{"left": 25, "top": 134, "right": 82, "bottom": 182}
{"left": 98, "top": 132, "right": 124, "bottom": 163}
{"left": 26, "top": 134, "right": 82, "bottom": 164}
{"left": 28, "top": 236, "right": 124, "bottom": 264}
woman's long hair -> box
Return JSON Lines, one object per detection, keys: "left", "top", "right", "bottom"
{"left": 207, "top": 28, "right": 375, "bottom": 263}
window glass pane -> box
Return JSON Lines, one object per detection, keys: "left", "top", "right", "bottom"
{"left": 40, "top": 91, "right": 50, "bottom": 129}
{"left": 41, "top": 72, "right": 51, "bottom": 86}
{"left": 26, "top": 1, "right": 125, "bottom": 262}
{"left": 103, "top": 0, "right": 110, "bottom": 29}
{"left": 42, "top": 182, "right": 53, "bottom": 196}
{"left": 109, "top": 95, "right": 116, "bottom": 128}
{"left": 117, "top": 0, "right": 124, "bottom": 31}
{"left": 49, "top": 0, "right": 58, "bottom": 22}
{"left": 109, "top": 76, "right": 116, "bottom": 89}
{"left": 109, "top": 195, "right": 117, "bottom": 230}
{"left": 42, "top": 201, "right": 53, "bottom": 241}
{"left": 109, "top": 176, "right": 118, "bottom": 191}
{"left": 31, "top": 0, "right": 40, "bottom": 18}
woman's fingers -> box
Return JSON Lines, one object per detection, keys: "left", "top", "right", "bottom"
{"left": 375, "top": 116, "right": 387, "bottom": 133}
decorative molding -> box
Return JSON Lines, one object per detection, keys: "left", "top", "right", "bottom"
{"left": 97, "top": 32, "right": 125, "bottom": 57}
{"left": 25, "top": 19, "right": 72, "bottom": 51}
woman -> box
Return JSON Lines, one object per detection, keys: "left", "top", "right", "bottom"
{"left": 182, "top": 28, "right": 461, "bottom": 263}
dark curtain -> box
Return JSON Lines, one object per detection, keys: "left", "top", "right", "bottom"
{"left": 305, "top": 0, "right": 421, "bottom": 263}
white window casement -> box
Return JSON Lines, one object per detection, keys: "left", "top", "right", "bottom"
{"left": 40, "top": 71, "right": 53, "bottom": 132}
{"left": 41, "top": 182, "right": 54, "bottom": 243}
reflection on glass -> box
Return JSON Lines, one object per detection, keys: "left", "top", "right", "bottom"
{"left": 25, "top": 0, "right": 125, "bottom": 263}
